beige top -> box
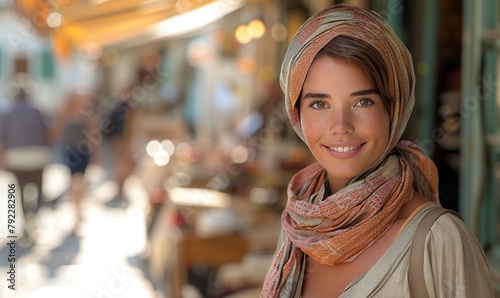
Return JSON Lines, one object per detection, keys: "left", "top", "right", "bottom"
{"left": 290, "top": 204, "right": 494, "bottom": 297}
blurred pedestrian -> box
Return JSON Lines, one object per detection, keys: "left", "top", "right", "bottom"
{"left": 52, "top": 90, "right": 100, "bottom": 226}
{"left": 104, "top": 85, "right": 139, "bottom": 205}
{"left": 0, "top": 87, "right": 52, "bottom": 245}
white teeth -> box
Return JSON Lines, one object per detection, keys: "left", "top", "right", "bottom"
{"left": 329, "top": 145, "right": 360, "bottom": 152}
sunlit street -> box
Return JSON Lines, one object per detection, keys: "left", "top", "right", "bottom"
{"left": 0, "top": 164, "right": 160, "bottom": 298}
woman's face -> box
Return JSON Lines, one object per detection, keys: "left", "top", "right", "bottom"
{"left": 299, "top": 56, "right": 390, "bottom": 193}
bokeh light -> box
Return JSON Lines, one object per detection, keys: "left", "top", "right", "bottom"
{"left": 271, "top": 23, "right": 288, "bottom": 41}
{"left": 153, "top": 150, "right": 170, "bottom": 166}
{"left": 235, "top": 24, "right": 252, "bottom": 44}
{"left": 161, "top": 140, "right": 175, "bottom": 155}
{"left": 248, "top": 19, "right": 265, "bottom": 39}
{"left": 236, "top": 56, "right": 257, "bottom": 74}
{"left": 146, "top": 140, "right": 161, "bottom": 157}
{"left": 230, "top": 145, "right": 249, "bottom": 163}
{"left": 47, "top": 12, "right": 62, "bottom": 28}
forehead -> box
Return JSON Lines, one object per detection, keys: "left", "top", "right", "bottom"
{"left": 302, "top": 56, "right": 375, "bottom": 91}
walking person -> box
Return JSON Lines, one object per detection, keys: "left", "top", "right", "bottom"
{"left": 104, "top": 86, "right": 139, "bottom": 206}
{"left": 52, "top": 90, "right": 100, "bottom": 228}
{"left": 0, "top": 87, "right": 52, "bottom": 245}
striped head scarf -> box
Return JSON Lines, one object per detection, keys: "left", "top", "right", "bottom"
{"left": 261, "top": 4, "right": 440, "bottom": 297}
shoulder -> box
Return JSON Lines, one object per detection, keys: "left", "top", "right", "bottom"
{"left": 422, "top": 208, "right": 495, "bottom": 296}
{"left": 18, "top": 103, "right": 44, "bottom": 117}
{"left": 425, "top": 209, "right": 490, "bottom": 267}
{"left": 427, "top": 209, "right": 473, "bottom": 243}
{"left": 418, "top": 205, "right": 482, "bottom": 254}
{"left": 403, "top": 195, "right": 489, "bottom": 268}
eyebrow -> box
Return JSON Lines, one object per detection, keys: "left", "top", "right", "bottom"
{"left": 350, "top": 89, "right": 379, "bottom": 96}
{"left": 302, "top": 92, "right": 329, "bottom": 100}
{"left": 302, "top": 89, "right": 379, "bottom": 100}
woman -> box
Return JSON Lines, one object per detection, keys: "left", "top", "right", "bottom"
{"left": 261, "top": 4, "right": 494, "bottom": 297}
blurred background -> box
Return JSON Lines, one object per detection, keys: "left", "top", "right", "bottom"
{"left": 0, "top": 0, "right": 498, "bottom": 297}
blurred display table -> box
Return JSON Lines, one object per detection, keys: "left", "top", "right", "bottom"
{"left": 158, "top": 187, "right": 249, "bottom": 298}
{"left": 170, "top": 231, "right": 248, "bottom": 298}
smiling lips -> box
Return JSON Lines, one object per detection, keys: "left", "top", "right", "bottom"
{"left": 328, "top": 144, "right": 362, "bottom": 153}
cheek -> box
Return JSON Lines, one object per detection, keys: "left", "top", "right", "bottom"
{"left": 300, "top": 114, "right": 318, "bottom": 142}
{"left": 382, "top": 113, "right": 391, "bottom": 135}
{"left": 358, "top": 111, "right": 390, "bottom": 141}
{"left": 375, "top": 114, "right": 391, "bottom": 144}
{"left": 301, "top": 117, "right": 327, "bottom": 151}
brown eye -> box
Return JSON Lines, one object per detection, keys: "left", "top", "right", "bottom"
{"left": 356, "top": 98, "right": 373, "bottom": 107}
{"left": 310, "top": 101, "right": 328, "bottom": 109}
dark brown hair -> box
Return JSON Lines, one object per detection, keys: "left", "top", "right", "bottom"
{"left": 313, "top": 35, "right": 393, "bottom": 114}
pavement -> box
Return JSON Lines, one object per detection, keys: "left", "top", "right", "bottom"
{"left": 0, "top": 163, "right": 163, "bottom": 298}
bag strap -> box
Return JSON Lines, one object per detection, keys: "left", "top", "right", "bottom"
{"left": 409, "top": 206, "right": 461, "bottom": 298}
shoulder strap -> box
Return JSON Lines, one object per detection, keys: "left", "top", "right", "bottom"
{"left": 408, "top": 206, "right": 461, "bottom": 298}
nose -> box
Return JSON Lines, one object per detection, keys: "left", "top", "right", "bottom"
{"left": 329, "top": 107, "right": 354, "bottom": 135}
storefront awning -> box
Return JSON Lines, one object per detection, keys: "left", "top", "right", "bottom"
{"left": 14, "top": 0, "right": 246, "bottom": 58}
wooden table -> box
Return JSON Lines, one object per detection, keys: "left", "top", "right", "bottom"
{"left": 161, "top": 187, "right": 249, "bottom": 298}
{"left": 169, "top": 231, "right": 248, "bottom": 298}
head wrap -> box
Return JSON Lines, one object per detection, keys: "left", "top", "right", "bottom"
{"left": 281, "top": 3, "right": 416, "bottom": 174}
{"left": 261, "top": 4, "right": 440, "bottom": 297}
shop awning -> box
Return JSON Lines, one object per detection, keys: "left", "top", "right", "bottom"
{"left": 14, "top": 0, "right": 246, "bottom": 58}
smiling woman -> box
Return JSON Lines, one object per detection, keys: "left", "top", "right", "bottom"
{"left": 261, "top": 4, "right": 494, "bottom": 298}
{"left": 300, "top": 55, "right": 390, "bottom": 193}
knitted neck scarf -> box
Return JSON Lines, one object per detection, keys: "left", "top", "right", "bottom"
{"left": 261, "top": 4, "right": 441, "bottom": 297}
